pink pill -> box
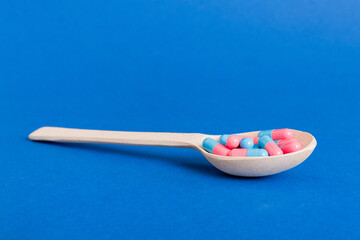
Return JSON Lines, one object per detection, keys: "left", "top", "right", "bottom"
{"left": 280, "top": 140, "right": 302, "bottom": 154}
{"left": 254, "top": 137, "right": 259, "bottom": 144}
{"left": 229, "top": 149, "right": 247, "bottom": 157}
{"left": 219, "top": 134, "right": 240, "bottom": 149}
{"left": 266, "top": 142, "right": 283, "bottom": 156}
{"left": 219, "top": 135, "right": 254, "bottom": 149}
{"left": 276, "top": 138, "right": 296, "bottom": 146}
{"left": 203, "top": 138, "right": 231, "bottom": 156}
{"left": 258, "top": 128, "right": 294, "bottom": 140}
{"left": 225, "top": 135, "right": 240, "bottom": 149}
{"left": 273, "top": 129, "right": 293, "bottom": 140}
{"left": 259, "top": 136, "right": 283, "bottom": 156}
{"left": 213, "top": 144, "right": 231, "bottom": 156}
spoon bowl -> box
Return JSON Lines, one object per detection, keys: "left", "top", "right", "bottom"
{"left": 29, "top": 127, "right": 316, "bottom": 177}
{"left": 197, "top": 130, "right": 316, "bottom": 177}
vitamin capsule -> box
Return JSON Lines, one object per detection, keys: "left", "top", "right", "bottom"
{"left": 202, "top": 138, "right": 230, "bottom": 156}
{"left": 219, "top": 134, "right": 240, "bottom": 149}
{"left": 279, "top": 140, "right": 302, "bottom": 154}
{"left": 259, "top": 136, "right": 283, "bottom": 156}
{"left": 240, "top": 137, "right": 254, "bottom": 149}
{"left": 256, "top": 139, "right": 290, "bottom": 148}
{"left": 258, "top": 138, "right": 301, "bottom": 153}
{"left": 229, "top": 148, "right": 269, "bottom": 157}
{"left": 219, "top": 135, "right": 254, "bottom": 149}
{"left": 258, "top": 128, "right": 293, "bottom": 140}
{"left": 274, "top": 138, "right": 296, "bottom": 147}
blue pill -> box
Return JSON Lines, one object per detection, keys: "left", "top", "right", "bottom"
{"left": 258, "top": 129, "right": 273, "bottom": 138}
{"left": 258, "top": 135, "right": 273, "bottom": 148}
{"left": 229, "top": 148, "right": 269, "bottom": 157}
{"left": 202, "top": 138, "right": 230, "bottom": 156}
{"left": 246, "top": 149, "right": 269, "bottom": 157}
{"left": 219, "top": 134, "right": 232, "bottom": 145}
{"left": 202, "top": 138, "right": 219, "bottom": 153}
{"left": 240, "top": 137, "right": 254, "bottom": 149}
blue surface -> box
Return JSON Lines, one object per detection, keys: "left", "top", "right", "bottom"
{"left": 1, "top": 1, "right": 360, "bottom": 239}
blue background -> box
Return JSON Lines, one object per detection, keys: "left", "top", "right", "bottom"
{"left": 1, "top": 1, "right": 359, "bottom": 239}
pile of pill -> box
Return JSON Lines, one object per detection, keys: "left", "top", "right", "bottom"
{"left": 202, "top": 129, "right": 302, "bottom": 157}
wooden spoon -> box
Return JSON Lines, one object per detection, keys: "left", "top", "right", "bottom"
{"left": 29, "top": 127, "right": 317, "bottom": 177}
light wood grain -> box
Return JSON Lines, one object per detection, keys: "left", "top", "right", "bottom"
{"left": 29, "top": 127, "right": 317, "bottom": 177}
{"left": 29, "top": 127, "right": 203, "bottom": 148}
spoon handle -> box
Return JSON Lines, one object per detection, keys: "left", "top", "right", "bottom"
{"left": 29, "top": 127, "right": 204, "bottom": 148}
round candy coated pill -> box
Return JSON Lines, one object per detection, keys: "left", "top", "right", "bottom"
{"left": 240, "top": 137, "right": 254, "bottom": 149}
